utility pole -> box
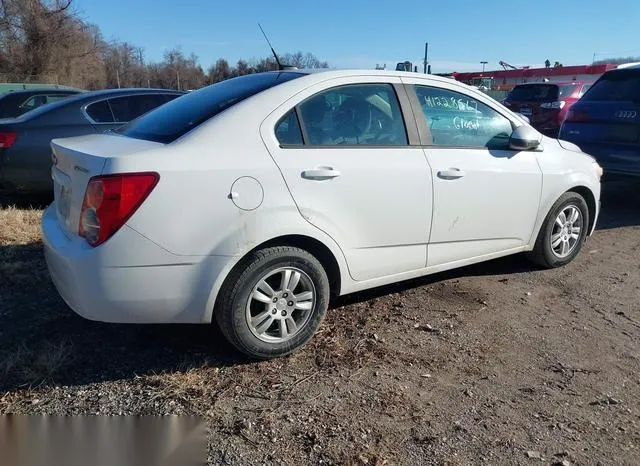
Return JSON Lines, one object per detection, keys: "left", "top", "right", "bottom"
{"left": 116, "top": 68, "right": 121, "bottom": 88}
{"left": 481, "top": 61, "right": 488, "bottom": 73}
{"left": 423, "top": 42, "right": 429, "bottom": 74}
{"left": 177, "top": 69, "right": 181, "bottom": 91}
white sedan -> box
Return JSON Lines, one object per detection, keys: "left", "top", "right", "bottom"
{"left": 42, "top": 69, "right": 602, "bottom": 358}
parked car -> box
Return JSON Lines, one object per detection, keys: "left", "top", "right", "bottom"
{"left": 559, "top": 65, "right": 640, "bottom": 177}
{"left": 0, "top": 88, "right": 83, "bottom": 118}
{"left": 502, "top": 82, "right": 591, "bottom": 137}
{"left": 42, "top": 70, "right": 602, "bottom": 359}
{"left": 0, "top": 88, "right": 184, "bottom": 192}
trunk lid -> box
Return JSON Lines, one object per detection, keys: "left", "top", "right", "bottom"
{"left": 50, "top": 133, "right": 163, "bottom": 235}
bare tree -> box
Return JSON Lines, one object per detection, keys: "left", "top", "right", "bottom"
{"left": 0, "top": 1, "right": 328, "bottom": 90}
{"left": 207, "top": 58, "right": 232, "bottom": 83}
{"left": 593, "top": 56, "right": 640, "bottom": 65}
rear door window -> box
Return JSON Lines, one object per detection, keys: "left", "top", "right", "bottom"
{"left": 85, "top": 100, "right": 114, "bottom": 123}
{"left": 581, "top": 70, "right": 640, "bottom": 102}
{"left": 108, "top": 94, "right": 168, "bottom": 123}
{"left": 297, "top": 84, "right": 408, "bottom": 146}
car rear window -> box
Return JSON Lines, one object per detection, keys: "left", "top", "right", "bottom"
{"left": 581, "top": 69, "right": 640, "bottom": 102}
{"left": 508, "top": 85, "right": 559, "bottom": 101}
{"left": 117, "top": 72, "right": 305, "bottom": 143}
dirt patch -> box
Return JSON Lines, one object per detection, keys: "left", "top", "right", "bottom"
{"left": 1, "top": 180, "right": 639, "bottom": 465}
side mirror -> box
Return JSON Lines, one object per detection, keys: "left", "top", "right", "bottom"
{"left": 509, "top": 125, "right": 542, "bottom": 151}
{"left": 515, "top": 112, "right": 530, "bottom": 124}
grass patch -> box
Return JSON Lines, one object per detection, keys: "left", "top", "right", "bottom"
{"left": 0, "top": 206, "right": 43, "bottom": 246}
{"left": 0, "top": 340, "right": 73, "bottom": 388}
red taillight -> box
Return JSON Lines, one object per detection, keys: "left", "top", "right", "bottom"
{"left": 0, "top": 131, "right": 17, "bottom": 149}
{"left": 564, "top": 109, "right": 590, "bottom": 123}
{"left": 79, "top": 172, "right": 159, "bottom": 246}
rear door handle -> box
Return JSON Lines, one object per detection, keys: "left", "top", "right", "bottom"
{"left": 437, "top": 168, "right": 466, "bottom": 180}
{"left": 301, "top": 167, "right": 341, "bottom": 180}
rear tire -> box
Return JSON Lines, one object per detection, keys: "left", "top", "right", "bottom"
{"left": 528, "top": 192, "right": 589, "bottom": 268}
{"left": 215, "top": 246, "right": 330, "bottom": 359}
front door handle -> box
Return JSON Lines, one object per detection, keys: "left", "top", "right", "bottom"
{"left": 437, "top": 168, "right": 466, "bottom": 180}
{"left": 301, "top": 167, "right": 341, "bottom": 180}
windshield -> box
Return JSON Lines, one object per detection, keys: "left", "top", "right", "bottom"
{"left": 117, "top": 72, "right": 305, "bottom": 143}
{"left": 581, "top": 69, "right": 640, "bottom": 102}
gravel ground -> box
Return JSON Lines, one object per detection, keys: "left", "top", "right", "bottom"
{"left": 1, "top": 178, "right": 639, "bottom": 465}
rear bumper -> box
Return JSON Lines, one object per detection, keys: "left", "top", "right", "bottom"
{"left": 42, "top": 205, "right": 230, "bottom": 323}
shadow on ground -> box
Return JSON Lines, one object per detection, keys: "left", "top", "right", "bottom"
{"left": 0, "top": 178, "right": 637, "bottom": 391}
{"left": 596, "top": 176, "right": 640, "bottom": 230}
{"left": 0, "top": 193, "right": 52, "bottom": 209}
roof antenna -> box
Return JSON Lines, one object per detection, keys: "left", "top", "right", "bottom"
{"left": 258, "top": 23, "right": 293, "bottom": 71}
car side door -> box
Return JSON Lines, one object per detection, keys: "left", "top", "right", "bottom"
{"left": 401, "top": 79, "right": 543, "bottom": 268}
{"left": 261, "top": 77, "right": 433, "bottom": 282}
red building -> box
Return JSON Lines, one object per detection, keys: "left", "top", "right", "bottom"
{"left": 447, "top": 64, "right": 617, "bottom": 91}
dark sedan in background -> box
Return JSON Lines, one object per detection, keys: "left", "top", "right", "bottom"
{"left": 0, "top": 88, "right": 184, "bottom": 192}
{"left": 559, "top": 65, "right": 640, "bottom": 177}
{"left": 0, "top": 88, "right": 83, "bottom": 119}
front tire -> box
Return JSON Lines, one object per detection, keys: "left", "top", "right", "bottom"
{"left": 529, "top": 192, "right": 589, "bottom": 268}
{"left": 215, "top": 246, "right": 330, "bottom": 359}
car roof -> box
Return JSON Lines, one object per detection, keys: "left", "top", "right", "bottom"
{"left": 614, "top": 63, "right": 640, "bottom": 70}
{"left": 0, "top": 88, "right": 83, "bottom": 96}
{"left": 275, "top": 68, "right": 471, "bottom": 90}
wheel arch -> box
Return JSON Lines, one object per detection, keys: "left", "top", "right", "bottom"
{"left": 566, "top": 185, "right": 597, "bottom": 235}
{"left": 531, "top": 184, "right": 598, "bottom": 248}
{"left": 205, "top": 233, "right": 344, "bottom": 324}
{"left": 252, "top": 234, "right": 342, "bottom": 297}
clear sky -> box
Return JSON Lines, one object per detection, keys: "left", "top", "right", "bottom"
{"left": 77, "top": 0, "right": 640, "bottom": 73}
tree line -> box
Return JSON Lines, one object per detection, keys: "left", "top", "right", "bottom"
{"left": 593, "top": 56, "right": 640, "bottom": 65}
{"left": 0, "top": 0, "right": 328, "bottom": 90}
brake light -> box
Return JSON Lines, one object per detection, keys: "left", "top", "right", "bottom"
{"left": 79, "top": 172, "right": 159, "bottom": 246}
{"left": 541, "top": 101, "right": 566, "bottom": 109}
{"left": 564, "top": 109, "right": 590, "bottom": 123}
{"left": 0, "top": 131, "right": 17, "bottom": 149}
